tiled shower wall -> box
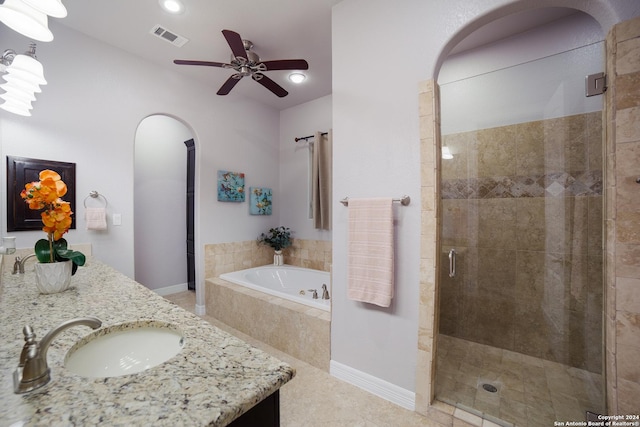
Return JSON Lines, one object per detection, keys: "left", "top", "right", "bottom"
{"left": 204, "top": 238, "right": 331, "bottom": 278}
{"left": 439, "top": 112, "right": 603, "bottom": 373}
{"left": 604, "top": 16, "right": 640, "bottom": 413}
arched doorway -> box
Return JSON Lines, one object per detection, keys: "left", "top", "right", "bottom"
{"left": 134, "top": 114, "right": 196, "bottom": 294}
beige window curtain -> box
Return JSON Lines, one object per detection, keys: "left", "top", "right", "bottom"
{"left": 312, "top": 130, "right": 332, "bottom": 230}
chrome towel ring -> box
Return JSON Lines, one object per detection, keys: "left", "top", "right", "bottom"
{"left": 83, "top": 190, "right": 108, "bottom": 208}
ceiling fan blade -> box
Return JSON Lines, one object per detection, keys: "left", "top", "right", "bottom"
{"left": 253, "top": 73, "right": 288, "bottom": 98}
{"left": 261, "top": 59, "right": 309, "bottom": 71}
{"left": 174, "top": 59, "right": 229, "bottom": 68}
{"left": 222, "top": 29, "right": 248, "bottom": 60}
{"left": 217, "top": 75, "right": 242, "bottom": 95}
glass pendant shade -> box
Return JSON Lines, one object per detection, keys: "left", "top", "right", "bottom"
{"left": 0, "top": 0, "right": 53, "bottom": 42}
{"left": 1, "top": 89, "right": 35, "bottom": 106}
{"left": 5, "top": 54, "right": 47, "bottom": 85}
{"left": 3, "top": 73, "right": 43, "bottom": 93}
{"left": 0, "top": 101, "right": 32, "bottom": 116}
{"left": 0, "top": 51, "right": 45, "bottom": 116}
{"left": 21, "top": 0, "right": 67, "bottom": 18}
{"left": 0, "top": 91, "right": 34, "bottom": 116}
{"left": 1, "top": 84, "right": 37, "bottom": 102}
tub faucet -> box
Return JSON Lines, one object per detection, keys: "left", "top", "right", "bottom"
{"left": 13, "top": 316, "right": 102, "bottom": 394}
{"left": 13, "top": 253, "right": 37, "bottom": 274}
{"left": 321, "top": 284, "right": 330, "bottom": 300}
{"left": 308, "top": 289, "right": 318, "bottom": 299}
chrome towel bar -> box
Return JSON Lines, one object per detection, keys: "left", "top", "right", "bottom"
{"left": 340, "top": 195, "right": 410, "bottom": 207}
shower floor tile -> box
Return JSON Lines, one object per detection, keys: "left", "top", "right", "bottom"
{"left": 435, "top": 335, "right": 604, "bottom": 427}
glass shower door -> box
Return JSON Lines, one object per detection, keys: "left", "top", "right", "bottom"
{"left": 435, "top": 43, "right": 605, "bottom": 425}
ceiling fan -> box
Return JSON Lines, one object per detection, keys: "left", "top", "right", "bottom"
{"left": 173, "top": 29, "right": 309, "bottom": 98}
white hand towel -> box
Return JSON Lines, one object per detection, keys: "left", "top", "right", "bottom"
{"left": 347, "top": 198, "right": 394, "bottom": 307}
{"left": 85, "top": 207, "right": 107, "bottom": 230}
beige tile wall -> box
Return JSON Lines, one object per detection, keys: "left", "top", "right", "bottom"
{"left": 439, "top": 113, "right": 603, "bottom": 373}
{"left": 206, "top": 276, "right": 331, "bottom": 371}
{"left": 415, "top": 79, "right": 441, "bottom": 415}
{"left": 204, "top": 238, "right": 331, "bottom": 279}
{"left": 604, "top": 16, "right": 640, "bottom": 414}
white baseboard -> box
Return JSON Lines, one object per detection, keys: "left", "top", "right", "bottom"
{"left": 329, "top": 360, "right": 415, "bottom": 411}
{"left": 153, "top": 282, "right": 189, "bottom": 296}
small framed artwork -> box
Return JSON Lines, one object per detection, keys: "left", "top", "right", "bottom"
{"left": 217, "top": 170, "right": 245, "bottom": 202}
{"left": 250, "top": 187, "right": 272, "bottom": 215}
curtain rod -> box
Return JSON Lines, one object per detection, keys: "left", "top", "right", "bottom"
{"left": 294, "top": 132, "right": 328, "bottom": 142}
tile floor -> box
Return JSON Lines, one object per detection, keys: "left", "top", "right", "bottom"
{"left": 435, "top": 335, "right": 604, "bottom": 427}
{"left": 164, "top": 291, "right": 462, "bottom": 427}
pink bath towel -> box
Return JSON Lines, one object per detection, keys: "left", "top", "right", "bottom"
{"left": 85, "top": 207, "right": 107, "bottom": 230}
{"left": 347, "top": 198, "right": 394, "bottom": 307}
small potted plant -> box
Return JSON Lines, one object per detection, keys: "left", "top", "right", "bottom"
{"left": 257, "top": 226, "right": 292, "bottom": 265}
{"left": 20, "top": 169, "right": 86, "bottom": 294}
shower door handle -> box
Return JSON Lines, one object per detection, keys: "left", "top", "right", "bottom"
{"left": 448, "top": 249, "right": 456, "bottom": 278}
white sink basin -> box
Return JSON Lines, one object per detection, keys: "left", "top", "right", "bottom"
{"left": 65, "top": 321, "right": 184, "bottom": 378}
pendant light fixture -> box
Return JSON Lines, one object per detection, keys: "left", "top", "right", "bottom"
{"left": 0, "top": 0, "right": 67, "bottom": 42}
{"left": 0, "top": 44, "right": 47, "bottom": 116}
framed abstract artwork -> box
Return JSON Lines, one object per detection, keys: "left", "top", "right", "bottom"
{"left": 217, "top": 170, "right": 245, "bottom": 202}
{"left": 249, "top": 187, "right": 272, "bottom": 215}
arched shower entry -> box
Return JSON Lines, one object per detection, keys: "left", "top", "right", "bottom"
{"left": 416, "top": 5, "right": 611, "bottom": 425}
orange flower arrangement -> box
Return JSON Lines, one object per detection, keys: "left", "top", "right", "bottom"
{"left": 21, "top": 170, "right": 85, "bottom": 272}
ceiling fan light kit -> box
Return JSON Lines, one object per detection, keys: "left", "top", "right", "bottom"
{"left": 288, "top": 72, "right": 306, "bottom": 84}
{"left": 174, "top": 29, "right": 309, "bottom": 98}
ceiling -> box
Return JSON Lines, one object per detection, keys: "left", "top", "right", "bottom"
{"left": 56, "top": 1, "right": 579, "bottom": 111}
{"left": 59, "top": 0, "right": 342, "bottom": 110}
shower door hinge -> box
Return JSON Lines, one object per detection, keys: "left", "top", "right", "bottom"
{"left": 586, "top": 72, "right": 606, "bottom": 97}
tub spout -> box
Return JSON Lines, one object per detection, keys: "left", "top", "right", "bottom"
{"left": 321, "top": 284, "right": 330, "bottom": 300}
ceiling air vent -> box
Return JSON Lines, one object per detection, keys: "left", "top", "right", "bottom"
{"left": 150, "top": 25, "right": 189, "bottom": 47}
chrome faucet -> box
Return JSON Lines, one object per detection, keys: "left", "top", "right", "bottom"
{"left": 321, "top": 284, "right": 330, "bottom": 300}
{"left": 13, "top": 317, "right": 102, "bottom": 394}
{"left": 13, "top": 253, "right": 37, "bottom": 274}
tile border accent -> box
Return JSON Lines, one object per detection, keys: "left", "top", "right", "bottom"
{"left": 442, "top": 170, "right": 602, "bottom": 199}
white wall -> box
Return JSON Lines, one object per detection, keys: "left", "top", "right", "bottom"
{"left": 279, "top": 95, "right": 332, "bottom": 241}
{"left": 0, "top": 20, "right": 280, "bottom": 308}
{"left": 331, "top": 0, "right": 640, "bottom": 394}
{"left": 440, "top": 12, "right": 604, "bottom": 134}
{"left": 134, "top": 115, "right": 192, "bottom": 290}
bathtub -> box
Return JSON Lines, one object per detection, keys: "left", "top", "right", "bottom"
{"left": 219, "top": 264, "right": 330, "bottom": 312}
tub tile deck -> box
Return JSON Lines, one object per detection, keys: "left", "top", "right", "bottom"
{"left": 206, "top": 277, "right": 331, "bottom": 372}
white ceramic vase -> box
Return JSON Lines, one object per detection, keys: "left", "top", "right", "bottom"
{"left": 34, "top": 260, "right": 72, "bottom": 294}
{"left": 273, "top": 250, "right": 283, "bottom": 266}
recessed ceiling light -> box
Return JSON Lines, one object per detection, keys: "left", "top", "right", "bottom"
{"left": 159, "top": 0, "right": 185, "bottom": 14}
{"left": 288, "top": 72, "right": 306, "bottom": 84}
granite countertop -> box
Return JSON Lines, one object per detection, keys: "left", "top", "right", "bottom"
{"left": 0, "top": 257, "right": 295, "bottom": 426}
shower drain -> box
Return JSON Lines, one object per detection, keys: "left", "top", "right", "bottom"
{"left": 482, "top": 383, "right": 498, "bottom": 393}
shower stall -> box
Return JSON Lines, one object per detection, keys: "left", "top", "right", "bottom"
{"left": 434, "top": 39, "right": 605, "bottom": 424}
